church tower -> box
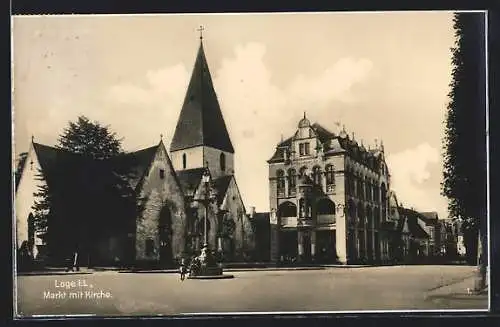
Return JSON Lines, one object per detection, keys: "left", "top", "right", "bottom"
{"left": 170, "top": 28, "right": 235, "bottom": 179}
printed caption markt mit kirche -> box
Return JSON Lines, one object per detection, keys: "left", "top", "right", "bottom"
{"left": 43, "top": 279, "right": 113, "bottom": 300}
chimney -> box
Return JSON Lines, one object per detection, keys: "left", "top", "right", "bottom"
{"left": 249, "top": 206, "right": 256, "bottom": 218}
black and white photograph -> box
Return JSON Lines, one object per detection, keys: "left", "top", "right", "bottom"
{"left": 12, "top": 11, "right": 489, "bottom": 317}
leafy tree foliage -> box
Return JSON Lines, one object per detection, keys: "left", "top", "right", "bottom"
{"left": 441, "top": 13, "right": 487, "bottom": 268}
{"left": 31, "top": 169, "right": 51, "bottom": 243}
{"left": 57, "top": 116, "right": 123, "bottom": 159}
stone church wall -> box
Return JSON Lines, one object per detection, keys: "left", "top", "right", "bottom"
{"left": 135, "top": 145, "right": 187, "bottom": 265}
{"left": 221, "top": 178, "right": 254, "bottom": 258}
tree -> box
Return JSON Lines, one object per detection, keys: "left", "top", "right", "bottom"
{"left": 57, "top": 116, "right": 123, "bottom": 159}
{"left": 31, "top": 169, "right": 51, "bottom": 244}
{"left": 32, "top": 116, "right": 141, "bottom": 267}
{"left": 441, "top": 13, "right": 487, "bottom": 292}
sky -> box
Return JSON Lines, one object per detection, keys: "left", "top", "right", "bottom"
{"left": 12, "top": 12, "right": 457, "bottom": 219}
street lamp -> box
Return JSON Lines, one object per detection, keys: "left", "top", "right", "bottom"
{"left": 186, "top": 167, "right": 231, "bottom": 278}
{"left": 201, "top": 169, "right": 211, "bottom": 248}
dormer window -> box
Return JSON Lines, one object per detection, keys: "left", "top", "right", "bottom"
{"left": 159, "top": 169, "right": 165, "bottom": 179}
{"left": 299, "top": 142, "right": 310, "bottom": 156}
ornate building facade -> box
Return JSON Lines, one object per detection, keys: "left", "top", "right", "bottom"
{"left": 268, "top": 114, "right": 392, "bottom": 265}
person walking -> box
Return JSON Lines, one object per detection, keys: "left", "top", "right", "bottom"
{"left": 66, "top": 247, "right": 80, "bottom": 272}
{"left": 179, "top": 258, "right": 187, "bottom": 281}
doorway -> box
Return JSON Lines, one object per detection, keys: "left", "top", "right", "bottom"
{"left": 158, "top": 205, "right": 173, "bottom": 266}
{"left": 302, "top": 231, "right": 312, "bottom": 262}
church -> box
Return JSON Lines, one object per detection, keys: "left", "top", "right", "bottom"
{"left": 15, "top": 34, "right": 254, "bottom": 268}
{"left": 267, "top": 115, "right": 394, "bottom": 265}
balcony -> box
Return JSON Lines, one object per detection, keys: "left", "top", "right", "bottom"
{"left": 277, "top": 189, "right": 286, "bottom": 198}
{"left": 317, "top": 214, "right": 335, "bottom": 225}
{"left": 297, "top": 217, "right": 314, "bottom": 227}
{"left": 280, "top": 216, "right": 298, "bottom": 227}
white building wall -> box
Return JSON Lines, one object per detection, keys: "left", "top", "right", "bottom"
{"left": 170, "top": 146, "right": 204, "bottom": 172}
{"left": 15, "top": 144, "right": 44, "bottom": 256}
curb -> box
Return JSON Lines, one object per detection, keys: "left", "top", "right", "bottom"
{"left": 17, "top": 272, "right": 93, "bottom": 276}
{"left": 426, "top": 274, "right": 477, "bottom": 292}
{"left": 425, "top": 275, "right": 489, "bottom": 301}
{"left": 186, "top": 274, "right": 235, "bottom": 280}
{"left": 17, "top": 264, "right": 381, "bottom": 276}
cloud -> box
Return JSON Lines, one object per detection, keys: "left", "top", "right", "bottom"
{"left": 386, "top": 143, "right": 448, "bottom": 218}
{"left": 103, "top": 42, "right": 373, "bottom": 211}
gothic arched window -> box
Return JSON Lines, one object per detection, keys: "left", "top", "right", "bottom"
{"left": 325, "top": 164, "right": 335, "bottom": 186}
{"left": 299, "top": 166, "right": 307, "bottom": 178}
{"left": 277, "top": 170, "right": 285, "bottom": 196}
{"left": 288, "top": 168, "right": 296, "bottom": 196}
{"left": 182, "top": 153, "right": 187, "bottom": 169}
{"left": 220, "top": 152, "right": 226, "bottom": 171}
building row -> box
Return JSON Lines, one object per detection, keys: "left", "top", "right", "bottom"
{"left": 247, "top": 114, "right": 464, "bottom": 265}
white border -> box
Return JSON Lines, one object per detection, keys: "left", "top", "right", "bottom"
{"left": 11, "top": 10, "right": 491, "bottom": 318}
{"left": 11, "top": 12, "right": 19, "bottom": 319}
{"left": 484, "top": 11, "right": 491, "bottom": 312}
{"left": 11, "top": 10, "right": 487, "bottom": 18}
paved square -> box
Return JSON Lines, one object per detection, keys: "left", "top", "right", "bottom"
{"left": 15, "top": 265, "right": 488, "bottom": 317}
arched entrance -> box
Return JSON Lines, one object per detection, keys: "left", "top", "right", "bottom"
{"left": 278, "top": 201, "right": 297, "bottom": 218}
{"left": 158, "top": 205, "right": 173, "bottom": 266}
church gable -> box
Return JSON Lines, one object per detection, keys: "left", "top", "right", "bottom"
{"left": 217, "top": 176, "right": 254, "bottom": 258}
{"left": 135, "top": 141, "right": 187, "bottom": 263}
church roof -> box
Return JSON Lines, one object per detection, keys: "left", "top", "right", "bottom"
{"left": 109, "top": 145, "right": 159, "bottom": 190}
{"left": 170, "top": 40, "right": 234, "bottom": 153}
{"left": 212, "top": 175, "right": 232, "bottom": 206}
{"left": 176, "top": 168, "right": 233, "bottom": 205}
{"left": 176, "top": 168, "right": 206, "bottom": 196}
{"left": 32, "top": 142, "right": 93, "bottom": 190}
{"left": 31, "top": 142, "right": 162, "bottom": 192}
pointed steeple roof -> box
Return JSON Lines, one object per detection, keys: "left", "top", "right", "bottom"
{"left": 170, "top": 36, "right": 234, "bottom": 153}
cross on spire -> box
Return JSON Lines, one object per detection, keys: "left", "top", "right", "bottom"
{"left": 197, "top": 25, "right": 205, "bottom": 40}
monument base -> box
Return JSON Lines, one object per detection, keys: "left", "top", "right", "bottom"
{"left": 187, "top": 244, "right": 234, "bottom": 280}
{"left": 187, "top": 274, "right": 234, "bottom": 280}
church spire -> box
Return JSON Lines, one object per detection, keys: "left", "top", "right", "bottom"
{"left": 170, "top": 28, "right": 234, "bottom": 154}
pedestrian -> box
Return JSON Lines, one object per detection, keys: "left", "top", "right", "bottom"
{"left": 66, "top": 248, "right": 80, "bottom": 272}
{"left": 179, "top": 258, "right": 187, "bottom": 281}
